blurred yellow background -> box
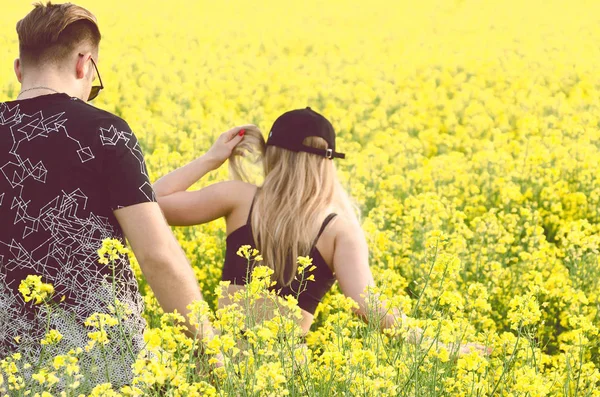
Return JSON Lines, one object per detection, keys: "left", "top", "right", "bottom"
{"left": 2, "top": 1, "right": 600, "bottom": 394}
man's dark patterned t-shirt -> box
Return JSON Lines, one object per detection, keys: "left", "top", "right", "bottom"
{"left": 0, "top": 93, "right": 155, "bottom": 383}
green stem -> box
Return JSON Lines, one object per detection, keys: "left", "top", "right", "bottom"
{"left": 489, "top": 325, "right": 522, "bottom": 396}
{"left": 412, "top": 242, "right": 439, "bottom": 317}
{"left": 35, "top": 302, "right": 54, "bottom": 371}
{"left": 111, "top": 259, "right": 136, "bottom": 360}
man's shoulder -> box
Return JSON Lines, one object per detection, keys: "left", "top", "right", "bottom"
{"left": 69, "top": 99, "right": 131, "bottom": 131}
{"left": 1, "top": 95, "right": 132, "bottom": 132}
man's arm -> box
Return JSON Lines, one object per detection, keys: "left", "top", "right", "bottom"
{"left": 113, "top": 202, "right": 214, "bottom": 339}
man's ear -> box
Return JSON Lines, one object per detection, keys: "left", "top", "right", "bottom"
{"left": 75, "top": 52, "right": 92, "bottom": 80}
{"left": 14, "top": 58, "right": 22, "bottom": 83}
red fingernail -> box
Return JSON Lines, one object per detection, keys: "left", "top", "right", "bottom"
{"left": 239, "top": 129, "right": 246, "bottom": 136}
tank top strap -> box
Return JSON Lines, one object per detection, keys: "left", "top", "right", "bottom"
{"left": 311, "top": 213, "right": 337, "bottom": 249}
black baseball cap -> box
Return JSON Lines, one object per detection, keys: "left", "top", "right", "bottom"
{"left": 266, "top": 107, "right": 346, "bottom": 159}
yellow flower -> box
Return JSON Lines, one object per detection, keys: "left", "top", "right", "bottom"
{"left": 296, "top": 256, "right": 313, "bottom": 274}
{"left": 52, "top": 352, "right": 80, "bottom": 376}
{"left": 89, "top": 383, "right": 123, "bottom": 397}
{"left": 253, "top": 362, "right": 288, "bottom": 396}
{"left": 31, "top": 369, "right": 59, "bottom": 386}
{"left": 33, "top": 392, "right": 54, "bottom": 397}
{"left": 456, "top": 351, "right": 489, "bottom": 374}
{"left": 40, "top": 329, "right": 63, "bottom": 346}
{"left": 18, "top": 275, "right": 54, "bottom": 304}
{"left": 236, "top": 244, "right": 252, "bottom": 259}
{"left": 85, "top": 330, "right": 110, "bottom": 351}
{"left": 120, "top": 385, "right": 144, "bottom": 396}
{"left": 507, "top": 294, "right": 542, "bottom": 330}
{"left": 84, "top": 312, "right": 119, "bottom": 328}
{"left": 97, "top": 238, "right": 129, "bottom": 265}
{"left": 186, "top": 299, "right": 212, "bottom": 329}
{"left": 435, "top": 346, "right": 451, "bottom": 363}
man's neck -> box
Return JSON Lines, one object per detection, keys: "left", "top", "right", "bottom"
{"left": 17, "top": 73, "right": 81, "bottom": 101}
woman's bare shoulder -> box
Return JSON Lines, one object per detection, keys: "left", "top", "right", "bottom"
{"left": 330, "top": 214, "right": 366, "bottom": 249}
{"left": 223, "top": 181, "right": 259, "bottom": 230}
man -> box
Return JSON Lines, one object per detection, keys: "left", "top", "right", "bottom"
{"left": 0, "top": 2, "right": 215, "bottom": 385}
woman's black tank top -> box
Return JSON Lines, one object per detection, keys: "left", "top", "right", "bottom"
{"left": 222, "top": 195, "right": 337, "bottom": 314}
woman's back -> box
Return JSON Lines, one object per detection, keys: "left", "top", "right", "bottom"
{"left": 220, "top": 183, "right": 340, "bottom": 333}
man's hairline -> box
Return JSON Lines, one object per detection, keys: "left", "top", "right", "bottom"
{"left": 19, "top": 40, "right": 100, "bottom": 69}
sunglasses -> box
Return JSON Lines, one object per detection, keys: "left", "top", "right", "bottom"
{"left": 87, "top": 56, "right": 104, "bottom": 101}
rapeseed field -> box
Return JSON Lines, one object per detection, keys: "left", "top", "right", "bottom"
{"left": 1, "top": 0, "right": 600, "bottom": 395}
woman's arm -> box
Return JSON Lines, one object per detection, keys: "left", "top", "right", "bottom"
{"left": 156, "top": 180, "right": 252, "bottom": 226}
{"left": 334, "top": 219, "right": 492, "bottom": 356}
{"left": 333, "top": 218, "right": 402, "bottom": 330}
{"left": 153, "top": 125, "right": 258, "bottom": 226}
{"left": 153, "top": 154, "right": 223, "bottom": 198}
{"left": 153, "top": 125, "right": 255, "bottom": 197}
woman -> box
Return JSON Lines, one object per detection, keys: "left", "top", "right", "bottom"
{"left": 153, "top": 108, "right": 487, "bottom": 355}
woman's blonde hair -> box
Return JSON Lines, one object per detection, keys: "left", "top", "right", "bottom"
{"left": 229, "top": 127, "right": 357, "bottom": 285}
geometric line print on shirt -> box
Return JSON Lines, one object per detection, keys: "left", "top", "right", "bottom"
{"left": 0, "top": 102, "right": 146, "bottom": 384}
{"left": 2, "top": 187, "right": 112, "bottom": 262}
{"left": 99, "top": 125, "right": 156, "bottom": 202}
{"left": 0, "top": 102, "right": 94, "bottom": 166}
